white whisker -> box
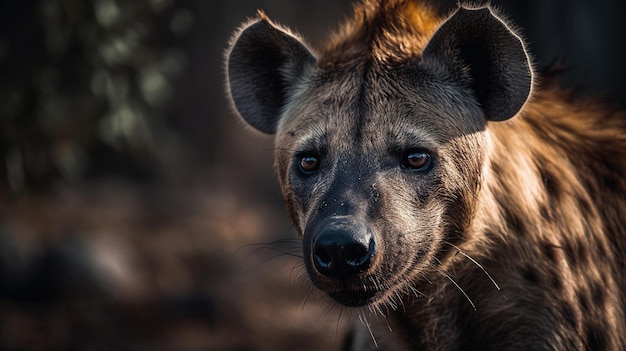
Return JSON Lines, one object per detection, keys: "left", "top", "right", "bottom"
{"left": 408, "top": 285, "right": 425, "bottom": 298}
{"left": 439, "top": 268, "right": 476, "bottom": 311}
{"left": 359, "top": 311, "right": 378, "bottom": 348}
{"left": 460, "top": 250, "right": 500, "bottom": 291}
{"left": 373, "top": 302, "right": 386, "bottom": 317}
{"left": 445, "top": 242, "right": 501, "bottom": 291}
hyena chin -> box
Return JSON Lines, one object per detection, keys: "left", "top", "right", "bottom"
{"left": 227, "top": 0, "right": 626, "bottom": 350}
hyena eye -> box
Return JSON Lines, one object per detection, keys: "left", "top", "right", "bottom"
{"left": 402, "top": 149, "right": 432, "bottom": 171}
{"left": 299, "top": 155, "right": 320, "bottom": 174}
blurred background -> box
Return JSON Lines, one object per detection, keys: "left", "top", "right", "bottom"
{"left": 0, "top": 0, "right": 623, "bottom": 350}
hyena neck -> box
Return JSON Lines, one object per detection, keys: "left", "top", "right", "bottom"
{"left": 474, "top": 89, "right": 626, "bottom": 252}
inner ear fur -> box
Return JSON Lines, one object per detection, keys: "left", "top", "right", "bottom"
{"left": 227, "top": 13, "right": 316, "bottom": 134}
{"left": 422, "top": 5, "right": 533, "bottom": 121}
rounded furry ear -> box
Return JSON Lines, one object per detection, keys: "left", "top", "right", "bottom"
{"left": 226, "top": 13, "right": 316, "bottom": 134}
{"left": 422, "top": 6, "right": 533, "bottom": 121}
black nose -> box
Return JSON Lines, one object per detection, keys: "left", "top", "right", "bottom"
{"left": 312, "top": 222, "right": 375, "bottom": 279}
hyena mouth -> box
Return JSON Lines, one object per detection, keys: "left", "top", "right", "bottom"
{"left": 304, "top": 217, "right": 382, "bottom": 307}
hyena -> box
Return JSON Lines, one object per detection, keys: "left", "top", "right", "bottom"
{"left": 226, "top": 0, "right": 626, "bottom": 349}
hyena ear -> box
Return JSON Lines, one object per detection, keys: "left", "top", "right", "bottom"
{"left": 227, "top": 12, "right": 316, "bottom": 134}
{"left": 422, "top": 6, "right": 533, "bottom": 121}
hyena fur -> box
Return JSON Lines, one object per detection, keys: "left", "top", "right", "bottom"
{"left": 226, "top": 0, "right": 626, "bottom": 349}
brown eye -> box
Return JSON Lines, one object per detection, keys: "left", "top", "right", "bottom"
{"left": 299, "top": 155, "right": 320, "bottom": 173}
{"left": 402, "top": 150, "right": 432, "bottom": 171}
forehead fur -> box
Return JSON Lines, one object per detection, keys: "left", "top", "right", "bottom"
{"left": 319, "top": 0, "right": 442, "bottom": 68}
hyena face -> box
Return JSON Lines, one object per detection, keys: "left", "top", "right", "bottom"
{"left": 273, "top": 69, "right": 488, "bottom": 306}
{"left": 227, "top": 2, "right": 531, "bottom": 307}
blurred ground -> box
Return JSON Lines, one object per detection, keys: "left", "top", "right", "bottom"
{"left": 1, "top": 181, "right": 348, "bottom": 351}
{"left": 0, "top": 0, "right": 624, "bottom": 350}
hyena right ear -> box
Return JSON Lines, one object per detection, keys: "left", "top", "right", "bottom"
{"left": 227, "top": 12, "right": 316, "bottom": 134}
{"left": 422, "top": 6, "right": 533, "bottom": 121}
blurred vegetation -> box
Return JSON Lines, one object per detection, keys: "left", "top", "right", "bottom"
{"left": 0, "top": 0, "right": 360, "bottom": 196}
{"left": 0, "top": 0, "right": 194, "bottom": 193}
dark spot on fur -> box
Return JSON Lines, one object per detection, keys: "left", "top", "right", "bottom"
{"left": 539, "top": 203, "right": 553, "bottom": 221}
{"left": 502, "top": 206, "right": 526, "bottom": 236}
{"left": 538, "top": 166, "right": 562, "bottom": 199}
{"left": 594, "top": 237, "right": 608, "bottom": 258}
{"left": 564, "top": 239, "right": 589, "bottom": 268}
{"left": 521, "top": 264, "right": 540, "bottom": 284}
{"left": 576, "top": 195, "right": 593, "bottom": 216}
{"left": 598, "top": 166, "right": 621, "bottom": 193}
{"left": 490, "top": 162, "right": 503, "bottom": 178}
{"left": 578, "top": 291, "right": 590, "bottom": 311}
{"left": 549, "top": 271, "right": 562, "bottom": 291}
{"left": 542, "top": 242, "right": 558, "bottom": 264}
{"left": 590, "top": 281, "right": 607, "bottom": 306}
{"left": 575, "top": 238, "right": 589, "bottom": 267}
{"left": 560, "top": 301, "right": 577, "bottom": 328}
{"left": 563, "top": 241, "right": 578, "bottom": 267}
{"left": 585, "top": 323, "right": 608, "bottom": 350}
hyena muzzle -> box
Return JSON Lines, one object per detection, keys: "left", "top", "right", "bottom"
{"left": 226, "top": 0, "right": 626, "bottom": 349}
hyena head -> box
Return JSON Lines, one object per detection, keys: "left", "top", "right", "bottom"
{"left": 227, "top": 0, "right": 532, "bottom": 307}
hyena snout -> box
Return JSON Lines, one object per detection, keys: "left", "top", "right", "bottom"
{"left": 311, "top": 218, "right": 376, "bottom": 279}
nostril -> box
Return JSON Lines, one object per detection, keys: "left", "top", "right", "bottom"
{"left": 344, "top": 242, "right": 369, "bottom": 268}
{"left": 314, "top": 246, "right": 333, "bottom": 270}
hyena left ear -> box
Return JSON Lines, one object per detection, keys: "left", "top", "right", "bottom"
{"left": 422, "top": 6, "right": 533, "bottom": 121}
{"left": 227, "top": 12, "right": 316, "bottom": 134}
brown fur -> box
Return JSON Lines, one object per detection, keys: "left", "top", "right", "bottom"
{"left": 226, "top": 0, "right": 626, "bottom": 349}
{"left": 467, "top": 87, "right": 626, "bottom": 350}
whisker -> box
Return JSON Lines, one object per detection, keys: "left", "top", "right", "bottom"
{"left": 386, "top": 294, "right": 398, "bottom": 311}
{"left": 236, "top": 239, "right": 303, "bottom": 263}
{"left": 321, "top": 295, "right": 341, "bottom": 315}
{"left": 395, "top": 291, "right": 406, "bottom": 313}
{"left": 335, "top": 308, "right": 345, "bottom": 344}
{"left": 408, "top": 285, "right": 425, "bottom": 298}
{"left": 384, "top": 315, "right": 393, "bottom": 332}
{"left": 459, "top": 251, "right": 500, "bottom": 291}
{"left": 433, "top": 256, "right": 476, "bottom": 310}
{"left": 374, "top": 303, "right": 386, "bottom": 318}
{"left": 287, "top": 262, "right": 307, "bottom": 287}
{"left": 359, "top": 311, "right": 378, "bottom": 348}
{"left": 299, "top": 281, "right": 318, "bottom": 311}
{"left": 445, "top": 242, "right": 501, "bottom": 291}
{"left": 438, "top": 268, "right": 476, "bottom": 311}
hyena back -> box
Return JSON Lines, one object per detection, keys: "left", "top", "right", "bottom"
{"left": 226, "top": 0, "right": 626, "bottom": 349}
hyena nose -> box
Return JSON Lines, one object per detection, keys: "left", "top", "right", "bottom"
{"left": 313, "top": 223, "right": 375, "bottom": 279}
